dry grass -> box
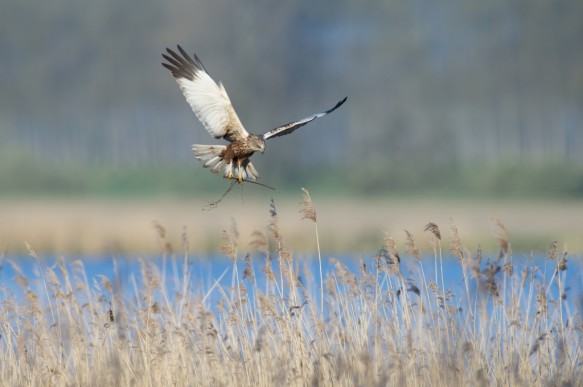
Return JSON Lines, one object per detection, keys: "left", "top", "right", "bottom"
{"left": 0, "top": 197, "right": 581, "bottom": 386}
{"left": 2, "top": 196, "right": 583, "bottom": 254}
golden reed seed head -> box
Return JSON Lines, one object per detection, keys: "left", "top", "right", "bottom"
{"left": 25, "top": 241, "right": 39, "bottom": 259}
{"left": 404, "top": 230, "right": 421, "bottom": 261}
{"left": 299, "top": 187, "right": 317, "bottom": 223}
{"left": 449, "top": 220, "right": 464, "bottom": 263}
{"left": 491, "top": 218, "right": 510, "bottom": 258}
{"left": 220, "top": 230, "right": 237, "bottom": 261}
{"left": 152, "top": 221, "right": 166, "bottom": 239}
{"left": 547, "top": 241, "right": 558, "bottom": 261}
{"left": 424, "top": 222, "right": 441, "bottom": 240}
{"left": 152, "top": 221, "right": 173, "bottom": 254}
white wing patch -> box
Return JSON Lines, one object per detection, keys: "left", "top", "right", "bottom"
{"left": 163, "top": 46, "right": 248, "bottom": 141}
{"left": 176, "top": 75, "right": 246, "bottom": 139}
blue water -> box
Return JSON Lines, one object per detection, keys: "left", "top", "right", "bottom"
{"left": 1, "top": 252, "right": 581, "bottom": 315}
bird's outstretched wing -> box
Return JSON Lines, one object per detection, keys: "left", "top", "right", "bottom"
{"left": 262, "top": 97, "right": 347, "bottom": 140}
{"left": 162, "top": 46, "right": 249, "bottom": 142}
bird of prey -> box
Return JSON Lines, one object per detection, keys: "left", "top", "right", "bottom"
{"left": 162, "top": 45, "right": 347, "bottom": 182}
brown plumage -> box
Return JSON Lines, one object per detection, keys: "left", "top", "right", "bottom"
{"left": 162, "top": 45, "right": 346, "bottom": 182}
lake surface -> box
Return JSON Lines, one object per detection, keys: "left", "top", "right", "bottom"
{"left": 1, "top": 252, "right": 580, "bottom": 316}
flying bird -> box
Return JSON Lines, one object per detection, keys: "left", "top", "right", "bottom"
{"left": 162, "top": 45, "right": 347, "bottom": 182}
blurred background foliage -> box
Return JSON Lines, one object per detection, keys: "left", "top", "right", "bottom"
{"left": 1, "top": 0, "right": 582, "bottom": 198}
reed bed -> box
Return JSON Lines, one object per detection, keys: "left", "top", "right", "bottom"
{"left": 0, "top": 193, "right": 580, "bottom": 386}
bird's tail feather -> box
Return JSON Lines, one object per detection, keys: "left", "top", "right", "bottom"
{"left": 192, "top": 144, "right": 226, "bottom": 174}
{"left": 192, "top": 144, "right": 259, "bottom": 181}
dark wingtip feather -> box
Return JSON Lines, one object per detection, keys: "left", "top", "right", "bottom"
{"left": 325, "top": 96, "right": 347, "bottom": 114}
{"left": 162, "top": 45, "right": 209, "bottom": 81}
{"left": 177, "top": 45, "right": 195, "bottom": 65}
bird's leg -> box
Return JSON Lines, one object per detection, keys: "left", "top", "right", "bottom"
{"left": 236, "top": 159, "right": 243, "bottom": 183}
{"left": 226, "top": 162, "right": 233, "bottom": 179}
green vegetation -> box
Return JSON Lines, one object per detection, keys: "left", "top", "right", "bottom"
{"left": 1, "top": 156, "right": 582, "bottom": 198}
{"left": 0, "top": 154, "right": 222, "bottom": 197}
{"left": 1, "top": 196, "right": 579, "bottom": 386}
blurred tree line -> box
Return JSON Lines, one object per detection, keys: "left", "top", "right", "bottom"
{"left": 1, "top": 0, "right": 582, "bottom": 196}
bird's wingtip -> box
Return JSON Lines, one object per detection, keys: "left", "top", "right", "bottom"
{"left": 326, "top": 96, "right": 348, "bottom": 114}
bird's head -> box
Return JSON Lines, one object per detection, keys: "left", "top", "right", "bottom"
{"left": 250, "top": 134, "right": 266, "bottom": 153}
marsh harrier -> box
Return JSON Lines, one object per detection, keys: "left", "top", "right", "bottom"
{"left": 162, "top": 45, "right": 347, "bottom": 182}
